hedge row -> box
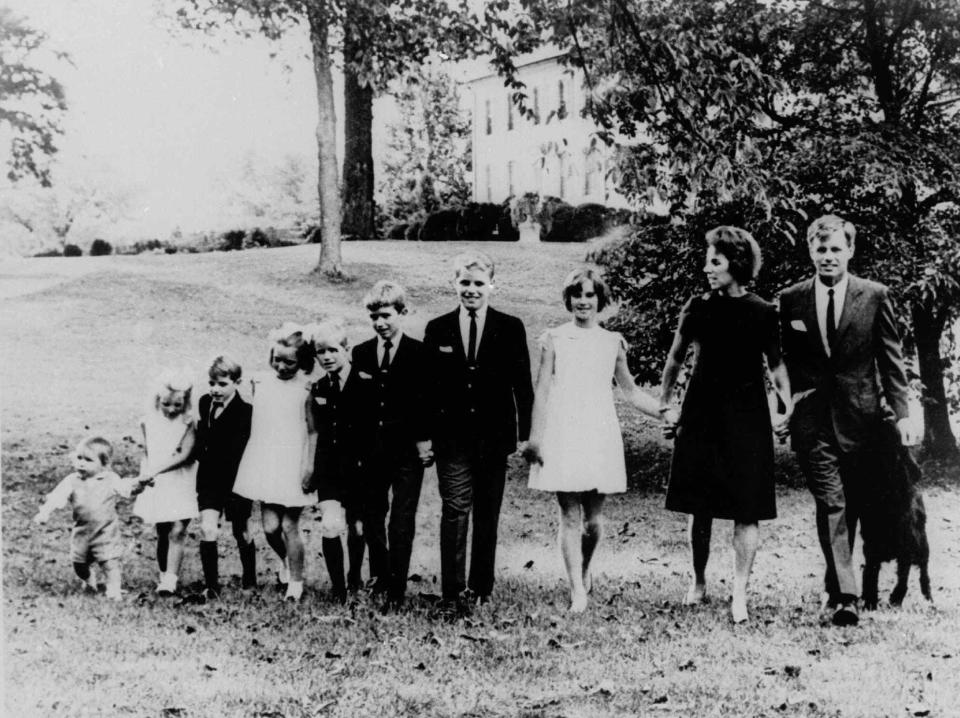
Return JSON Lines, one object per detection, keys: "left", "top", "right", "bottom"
{"left": 384, "top": 200, "right": 634, "bottom": 243}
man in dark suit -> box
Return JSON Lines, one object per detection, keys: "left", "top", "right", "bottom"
{"left": 351, "top": 281, "right": 434, "bottom": 610}
{"left": 195, "top": 356, "right": 254, "bottom": 598}
{"left": 779, "top": 215, "right": 918, "bottom": 626}
{"left": 424, "top": 252, "right": 534, "bottom": 609}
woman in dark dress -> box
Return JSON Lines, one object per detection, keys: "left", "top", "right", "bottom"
{"left": 659, "top": 226, "right": 792, "bottom": 623}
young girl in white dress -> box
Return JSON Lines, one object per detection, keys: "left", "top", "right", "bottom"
{"left": 133, "top": 371, "right": 199, "bottom": 596}
{"left": 525, "top": 267, "right": 662, "bottom": 613}
{"left": 233, "top": 324, "right": 317, "bottom": 602}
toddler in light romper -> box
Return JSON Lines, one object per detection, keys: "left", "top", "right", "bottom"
{"left": 34, "top": 436, "right": 148, "bottom": 600}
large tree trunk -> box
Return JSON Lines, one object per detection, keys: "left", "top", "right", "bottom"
{"left": 307, "top": 2, "right": 343, "bottom": 277}
{"left": 912, "top": 303, "right": 959, "bottom": 459}
{"left": 341, "top": 23, "right": 376, "bottom": 241}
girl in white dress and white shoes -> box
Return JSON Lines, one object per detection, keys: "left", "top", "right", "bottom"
{"left": 134, "top": 371, "right": 199, "bottom": 596}
{"left": 233, "top": 324, "right": 318, "bottom": 602}
{"left": 524, "top": 268, "right": 662, "bottom": 613}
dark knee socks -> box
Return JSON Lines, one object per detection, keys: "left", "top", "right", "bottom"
{"left": 200, "top": 541, "right": 219, "bottom": 591}
{"left": 73, "top": 562, "right": 90, "bottom": 581}
{"left": 156, "top": 531, "right": 170, "bottom": 574}
{"left": 237, "top": 538, "right": 257, "bottom": 587}
{"left": 323, "top": 537, "right": 345, "bottom": 593}
{"left": 264, "top": 530, "right": 287, "bottom": 562}
{"left": 347, "top": 532, "right": 365, "bottom": 589}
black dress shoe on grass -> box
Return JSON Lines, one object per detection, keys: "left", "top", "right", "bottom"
{"left": 832, "top": 602, "right": 859, "bottom": 627}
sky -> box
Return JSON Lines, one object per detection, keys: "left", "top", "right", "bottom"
{"left": 4, "top": 0, "right": 336, "bottom": 236}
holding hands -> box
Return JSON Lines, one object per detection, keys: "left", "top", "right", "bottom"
{"left": 521, "top": 440, "right": 543, "bottom": 466}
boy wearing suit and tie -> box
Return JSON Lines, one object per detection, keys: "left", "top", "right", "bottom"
{"left": 779, "top": 215, "right": 918, "bottom": 626}
{"left": 195, "top": 355, "right": 255, "bottom": 598}
{"left": 351, "top": 281, "right": 434, "bottom": 610}
{"left": 424, "top": 252, "right": 534, "bottom": 611}
{"left": 305, "top": 321, "right": 366, "bottom": 603}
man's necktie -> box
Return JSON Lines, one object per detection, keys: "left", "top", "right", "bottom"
{"left": 826, "top": 288, "right": 837, "bottom": 351}
{"left": 467, "top": 309, "right": 477, "bottom": 364}
{"left": 380, "top": 340, "right": 392, "bottom": 372}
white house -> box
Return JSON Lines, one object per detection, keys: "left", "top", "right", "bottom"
{"left": 467, "top": 48, "right": 629, "bottom": 208}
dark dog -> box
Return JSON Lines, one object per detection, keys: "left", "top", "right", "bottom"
{"left": 859, "top": 419, "right": 932, "bottom": 610}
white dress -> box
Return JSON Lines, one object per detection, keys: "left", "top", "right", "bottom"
{"left": 528, "top": 322, "right": 628, "bottom": 494}
{"left": 133, "top": 414, "right": 199, "bottom": 523}
{"left": 233, "top": 371, "right": 317, "bottom": 507}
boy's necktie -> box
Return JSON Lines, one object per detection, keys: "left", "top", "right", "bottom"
{"left": 826, "top": 288, "right": 837, "bottom": 351}
{"left": 380, "top": 339, "right": 392, "bottom": 372}
{"left": 329, "top": 370, "right": 340, "bottom": 398}
{"left": 467, "top": 309, "right": 477, "bottom": 364}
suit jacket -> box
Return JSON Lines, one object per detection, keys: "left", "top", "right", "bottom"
{"left": 424, "top": 306, "right": 534, "bottom": 456}
{"left": 779, "top": 274, "right": 909, "bottom": 453}
{"left": 195, "top": 393, "right": 252, "bottom": 497}
{"left": 307, "top": 367, "right": 369, "bottom": 503}
{"left": 350, "top": 334, "right": 433, "bottom": 453}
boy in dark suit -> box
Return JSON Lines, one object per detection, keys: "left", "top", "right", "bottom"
{"left": 195, "top": 355, "right": 254, "bottom": 598}
{"left": 424, "top": 252, "right": 534, "bottom": 609}
{"left": 351, "top": 281, "right": 434, "bottom": 610}
{"left": 304, "top": 321, "right": 367, "bottom": 603}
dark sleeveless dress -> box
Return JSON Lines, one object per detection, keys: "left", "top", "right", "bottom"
{"left": 665, "top": 291, "right": 780, "bottom": 522}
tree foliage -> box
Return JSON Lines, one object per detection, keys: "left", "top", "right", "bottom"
{"left": 0, "top": 8, "right": 67, "bottom": 187}
{"left": 378, "top": 64, "right": 471, "bottom": 228}
{"left": 487, "top": 0, "right": 960, "bottom": 455}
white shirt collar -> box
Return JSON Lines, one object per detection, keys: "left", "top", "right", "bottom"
{"left": 327, "top": 361, "right": 350, "bottom": 383}
{"left": 815, "top": 272, "right": 849, "bottom": 299}
{"left": 378, "top": 331, "right": 403, "bottom": 350}
{"left": 459, "top": 304, "right": 489, "bottom": 323}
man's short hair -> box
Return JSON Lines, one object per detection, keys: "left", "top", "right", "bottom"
{"left": 363, "top": 280, "right": 407, "bottom": 312}
{"left": 807, "top": 214, "right": 856, "bottom": 247}
{"left": 561, "top": 266, "right": 611, "bottom": 312}
{"left": 208, "top": 355, "right": 242, "bottom": 382}
{"left": 705, "top": 225, "right": 762, "bottom": 285}
{"left": 452, "top": 251, "right": 495, "bottom": 281}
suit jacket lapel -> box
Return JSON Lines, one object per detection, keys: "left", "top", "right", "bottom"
{"left": 477, "top": 308, "right": 499, "bottom": 363}
{"left": 801, "top": 280, "right": 827, "bottom": 359}
{"left": 834, "top": 275, "right": 863, "bottom": 347}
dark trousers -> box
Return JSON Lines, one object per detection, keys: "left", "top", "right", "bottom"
{"left": 437, "top": 440, "right": 508, "bottom": 600}
{"left": 362, "top": 450, "right": 424, "bottom": 600}
{"left": 798, "top": 431, "right": 872, "bottom": 602}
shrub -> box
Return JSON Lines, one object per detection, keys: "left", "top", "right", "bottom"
{"left": 404, "top": 221, "right": 422, "bottom": 241}
{"left": 542, "top": 202, "right": 632, "bottom": 242}
{"left": 122, "top": 239, "right": 167, "bottom": 255}
{"left": 457, "top": 202, "right": 503, "bottom": 242}
{"left": 89, "top": 239, "right": 113, "bottom": 256}
{"left": 164, "top": 246, "right": 178, "bottom": 254}
{"left": 494, "top": 202, "right": 520, "bottom": 241}
{"left": 420, "top": 209, "right": 460, "bottom": 242}
{"left": 63, "top": 244, "right": 82, "bottom": 257}
{"left": 386, "top": 223, "right": 408, "bottom": 240}
{"left": 33, "top": 248, "right": 62, "bottom": 257}
{"left": 219, "top": 230, "right": 246, "bottom": 252}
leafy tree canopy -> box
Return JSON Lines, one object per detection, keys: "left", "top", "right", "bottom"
{"left": 0, "top": 8, "right": 67, "bottom": 187}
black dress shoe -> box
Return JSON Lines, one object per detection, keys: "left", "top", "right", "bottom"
{"left": 832, "top": 601, "right": 859, "bottom": 627}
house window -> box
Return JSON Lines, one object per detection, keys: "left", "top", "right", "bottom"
{"left": 558, "top": 80, "right": 567, "bottom": 119}
{"left": 485, "top": 165, "right": 492, "bottom": 202}
{"left": 507, "top": 161, "right": 515, "bottom": 196}
{"left": 584, "top": 158, "right": 594, "bottom": 196}
{"left": 507, "top": 94, "right": 514, "bottom": 131}
{"left": 532, "top": 87, "right": 540, "bottom": 124}
{"left": 559, "top": 155, "right": 565, "bottom": 198}
{"left": 485, "top": 99, "right": 492, "bottom": 135}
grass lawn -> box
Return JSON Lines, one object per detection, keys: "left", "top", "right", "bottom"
{"left": 3, "top": 240, "right": 960, "bottom": 717}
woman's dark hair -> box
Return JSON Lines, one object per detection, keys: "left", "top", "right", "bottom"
{"left": 705, "top": 226, "right": 762, "bottom": 284}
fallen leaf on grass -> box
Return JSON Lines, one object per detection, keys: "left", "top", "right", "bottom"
{"left": 324, "top": 651, "right": 342, "bottom": 659}
{"left": 586, "top": 680, "right": 616, "bottom": 696}
{"left": 784, "top": 666, "right": 801, "bottom": 678}
{"left": 185, "top": 626, "right": 196, "bottom": 635}
{"left": 459, "top": 633, "right": 488, "bottom": 643}
{"left": 314, "top": 699, "right": 337, "bottom": 713}
{"left": 161, "top": 709, "right": 184, "bottom": 717}
{"left": 678, "top": 660, "right": 696, "bottom": 671}
{"left": 203, "top": 664, "right": 217, "bottom": 672}
{"left": 907, "top": 704, "right": 931, "bottom": 716}
{"left": 523, "top": 560, "right": 534, "bottom": 569}
{"left": 414, "top": 662, "right": 426, "bottom": 670}
{"left": 547, "top": 637, "right": 584, "bottom": 650}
